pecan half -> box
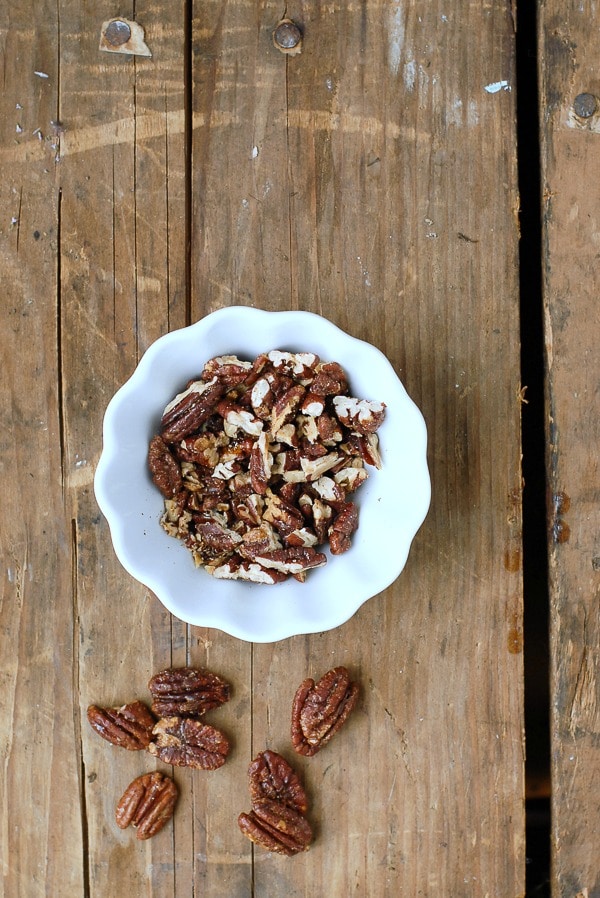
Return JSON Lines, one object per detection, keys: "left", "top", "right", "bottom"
{"left": 115, "top": 771, "right": 178, "bottom": 840}
{"left": 238, "top": 799, "right": 312, "bottom": 856}
{"left": 87, "top": 700, "right": 156, "bottom": 750}
{"left": 291, "top": 666, "right": 359, "bottom": 756}
{"left": 248, "top": 750, "right": 308, "bottom": 814}
{"left": 148, "top": 666, "right": 231, "bottom": 717}
{"left": 148, "top": 435, "right": 183, "bottom": 497}
{"left": 148, "top": 716, "right": 230, "bottom": 769}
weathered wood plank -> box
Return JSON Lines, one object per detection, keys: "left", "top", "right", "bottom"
{"left": 539, "top": 3, "right": 600, "bottom": 894}
{"left": 0, "top": 4, "right": 85, "bottom": 896}
{"left": 54, "top": 2, "right": 192, "bottom": 894}
{"left": 192, "top": 2, "right": 524, "bottom": 895}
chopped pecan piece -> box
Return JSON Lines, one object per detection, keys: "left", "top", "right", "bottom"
{"left": 238, "top": 799, "right": 312, "bottom": 856}
{"left": 148, "top": 436, "right": 183, "bottom": 498}
{"left": 148, "top": 716, "right": 230, "bottom": 769}
{"left": 87, "top": 700, "right": 156, "bottom": 750}
{"left": 291, "top": 666, "right": 359, "bottom": 756}
{"left": 328, "top": 502, "right": 359, "bottom": 555}
{"left": 254, "top": 546, "right": 327, "bottom": 575}
{"left": 248, "top": 750, "right": 308, "bottom": 814}
{"left": 161, "top": 377, "right": 226, "bottom": 442}
{"left": 332, "top": 396, "right": 386, "bottom": 434}
{"left": 148, "top": 666, "right": 231, "bottom": 717}
{"left": 115, "top": 771, "right": 178, "bottom": 840}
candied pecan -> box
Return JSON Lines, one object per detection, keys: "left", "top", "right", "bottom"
{"left": 332, "top": 396, "right": 386, "bottom": 434}
{"left": 148, "top": 716, "right": 230, "bottom": 769}
{"left": 148, "top": 667, "right": 230, "bottom": 717}
{"left": 249, "top": 431, "right": 272, "bottom": 495}
{"left": 254, "top": 546, "right": 327, "bottom": 576}
{"left": 201, "top": 355, "right": 252, "bottom": 387}
{"left": 161, "top": 378, "right": 226, "bottom": 442}
{"left": 148, "top": 436, "right": 183, "bottom": 498}
{"left": 115, "top": 771, "right": 178, "bottom": 840}
{"left": 328, "top": 502, "right": 359, "bottom": 555}
{"left": 87, "top": 701, "right": 156, "bottom": 750}
{"left": 291, "top": 666, "right": 359, "bottom": 756}
{"left": 311, "top": 361, "right": 348, "bottom": 395}
{"left": 248, "top": 750, "right": 308, "bottom": 814}
{"left": 269, "top": 384, "right": 306, "bottom": 434}
{"left": 238, "top": 799, "right": 312, "bottom": 856}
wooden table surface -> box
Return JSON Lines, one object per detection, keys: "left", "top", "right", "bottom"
{"left": 0, "top": 2, "right": 598, "bottom": 896}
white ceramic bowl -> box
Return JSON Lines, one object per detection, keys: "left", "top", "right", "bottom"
{"left": 94, "top": 306, "right": 430, "bottom": 642}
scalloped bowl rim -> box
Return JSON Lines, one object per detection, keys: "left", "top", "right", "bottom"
{"left": 94, "top": 307, "right": 430, "bottom": 642}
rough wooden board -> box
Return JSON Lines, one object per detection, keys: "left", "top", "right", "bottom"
{"left": 0, "top": 0, "right": 524, "bottom": 895}
{"left": 539, "top": 3, "right": 600, "bottom": 895}
{"left": 0, "top": 2, "right": 85, "bottom": 894}
{"left": 191, "top": 2, "right": 524, "bottom": 895}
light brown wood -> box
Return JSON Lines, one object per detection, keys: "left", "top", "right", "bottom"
{"left": 1, "top": 1, "right": 525, "bottom": 895}
{"left": 539, "top": 2, "right": 600, "bottom": 894}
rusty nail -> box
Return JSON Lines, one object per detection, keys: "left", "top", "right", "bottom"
{"left": 573, "top": 92, "right": 597, "bottom": 118}
{"left": 273, "top": 19, "right": 303, "bottom": 54}
{"left": 104, "top": 19, "right": 132, "bottom": 47}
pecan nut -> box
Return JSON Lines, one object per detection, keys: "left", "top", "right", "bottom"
{"left": 147, "top": 716, "right": 230, "bottom": 769}
{"left": 115, "top": 771, "right": 178, "bottom": 840}
{"left": 148, "top": 435, "right": 183, "bottom": 497}
{"left": 248, "top": 750, "right": 308, "bottom": 814}
{"left": 291, "top": 666, "right": 359, "bottom": 756}
{"left": 238, "top": 798, "right": 312, "bottom": 856}
{"left": 148, "top": 666, "right": 231, "bottom": 717}
{"left": 87, "top": 700, "right": 156, "bottom": 750}
{"left": 161, "top": 378, "right": 226, "bottom": 443}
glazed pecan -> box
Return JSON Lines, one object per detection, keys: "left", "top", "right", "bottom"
{"left": 115, "top": 771, "right": 178, "bottom": 840}
{"left": 161, "top": 378, "right": 226, "bottom": 442}
{"left": 87, "top": 700, "right": 156, "bottom": 750}
{"left": 238, "top": 799, "right": 312, "bottom": 856}
{"left": 148, "top": 436, "right": 183, "bottom": 498}
{"left": 291, "top": 666, "right": 359, "bottom": 756}
{"left": 248, "top": 750, "right": 308, "bottom": 814}
{"left": 148, "top": 716, "right": 230, "bottom": 769}
{"left": 148, "top": 666, "right": 231, "bottom": 717}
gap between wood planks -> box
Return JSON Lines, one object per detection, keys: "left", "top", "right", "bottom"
{"left": 515, "top": 2, "right": 551, "bottom": 896}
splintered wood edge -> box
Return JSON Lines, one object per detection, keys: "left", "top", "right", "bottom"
{"left": 99, "top": 19, "right": 152, "bottom": 57}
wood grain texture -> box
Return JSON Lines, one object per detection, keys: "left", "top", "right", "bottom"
{"left": 191, "top": 2, "right": 524, "bottom": 896}
{"left": 539, "top": 2, "right": 600, "bottom": 895}
{"left": 1, "top": 1, "right": 524, "bottom": 895}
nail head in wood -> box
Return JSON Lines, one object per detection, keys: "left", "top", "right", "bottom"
{"left": 273, "top": 19, "right": 303, "bottom": 55}
{"left": 104, "top": 20, "right": 132, "bottom": 47}
{"left": 573, "top": 92, "right": 597, "bottom": 119}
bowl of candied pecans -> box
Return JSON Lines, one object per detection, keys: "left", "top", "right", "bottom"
{"left": 94, "top": 306, "right": 430, "bottom": 642}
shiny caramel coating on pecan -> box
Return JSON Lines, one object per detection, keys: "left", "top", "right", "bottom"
{"left": 148, "top": 666, "right": 231, "bottom": 717}
{"left": 148, "top": 716, "right": 230, "bottom": 769}
{"left": 115, "top": 771, "right": 178, "bottom": 840}
{"left": 248, "top": 750, "right": 308, "bottom": 814}
{"left": 148, "top": 435, "right": 183, "bottom": 497}
{"left": 291, "top": 666, "right": 359, "bottom": 756}
{"left": 238, "top": 799, "right": 312, "bottom": 856}
{"left": 87, "top": 700, "right": 156, "bottom": 750}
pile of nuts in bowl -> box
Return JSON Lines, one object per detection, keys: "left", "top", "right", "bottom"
{"left": 148, "top": 351, "right": 385, "bottom": 582}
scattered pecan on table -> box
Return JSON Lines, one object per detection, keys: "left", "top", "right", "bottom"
{"left": 87, "top": 700, "right": 156, "bottom": 750}
{"left": 148, "top": 351, "right": 386, "bottom": 583}
{"left": 238, "top": 750, "right": 312, "bottom": 855}
{"left": 115, "top": 771, "right": 178, "bottom": 840}
{"left": 148, "top": 716, "right": 230, "bottom": 770}
{"left": 291, "top": 666, "right": 360, "bottom": 756}
{"left": 148, "top": 666, "right": 230, "bottom": 717}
